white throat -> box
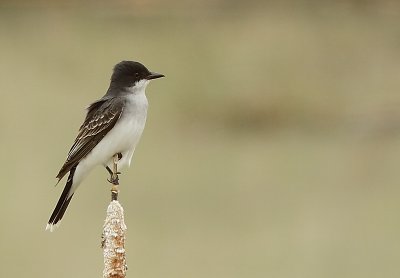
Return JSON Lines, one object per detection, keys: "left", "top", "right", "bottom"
{"left": 129, "top": 79, "right": 150, "bottom": 95}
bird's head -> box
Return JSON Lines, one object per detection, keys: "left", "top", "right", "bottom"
{"left": 109, "top": 61, "right": 164, "bottom": 92}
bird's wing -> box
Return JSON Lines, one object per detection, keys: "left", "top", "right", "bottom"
{"left": 56, "top": 97, "right": 125, "bottom": 181}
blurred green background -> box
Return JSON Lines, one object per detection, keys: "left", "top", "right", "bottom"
{"left": 1, "top": 1, "right": 400, "bottom": 277}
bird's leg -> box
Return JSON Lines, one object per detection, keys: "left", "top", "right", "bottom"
{"left": 108, "top": 154, "right": 121, "bottom": 185}
{"left": 106, "top": 166, "right": 113, "bottom": 176}
{"left": 108, "top": 153, "right": 122, "bottom": 201}
{"left": 106, "top": 153, "right": 122, "bottom": 182}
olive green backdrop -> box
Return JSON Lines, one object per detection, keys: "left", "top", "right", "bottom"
{"left": 0, "top": 1, "right": 400, "bottom": 277}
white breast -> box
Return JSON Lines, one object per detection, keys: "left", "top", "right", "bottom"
{"left": 72, "top": 82, "right": 149, "bottom": 190}
{"left": 111, "top": 90, "right": 149, "bottom": 168}
{"left": 107, "top": 79, "right": 150, "bottom": 157}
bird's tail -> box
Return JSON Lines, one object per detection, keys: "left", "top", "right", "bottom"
{"left": 46, "top": 166, "right": 77, "bottom": 232}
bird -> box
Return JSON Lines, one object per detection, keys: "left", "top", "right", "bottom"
{"left": 46, "top": 60, "right": 164, "bottom": 232}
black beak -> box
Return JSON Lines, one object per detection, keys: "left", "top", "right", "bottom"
{"left": 146, "top": 71, "right": 165, "bottom": 80}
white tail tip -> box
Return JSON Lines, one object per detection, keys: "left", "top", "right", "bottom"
{"left": 45, "top": 222, "right": 61, "bottom": 232}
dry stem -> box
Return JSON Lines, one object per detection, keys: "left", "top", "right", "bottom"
{"left": 102, "top": 200, "right": 127, "bottom": 278}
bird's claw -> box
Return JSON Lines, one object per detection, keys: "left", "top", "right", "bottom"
{"left": 107, "top": 174, "right": 119, "bottom": 185}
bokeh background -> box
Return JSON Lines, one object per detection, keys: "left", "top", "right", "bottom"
{"left": 1, "top": 1, "right": 400, "bottom": 277}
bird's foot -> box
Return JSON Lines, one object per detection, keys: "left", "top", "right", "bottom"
{"left": 107, "top": 174, "right": 120, "bottom": 185}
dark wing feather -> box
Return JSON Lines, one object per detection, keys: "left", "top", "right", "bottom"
{"left": 56, "top": 97, "right": 125, "bottom": 181}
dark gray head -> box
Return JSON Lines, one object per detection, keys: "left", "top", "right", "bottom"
{"left": 109, "top": 60, "right": 164, "bottom": 90}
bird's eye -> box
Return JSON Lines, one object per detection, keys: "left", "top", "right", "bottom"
{"left": 135, "top": 73, "right": 139, "bottom": 77}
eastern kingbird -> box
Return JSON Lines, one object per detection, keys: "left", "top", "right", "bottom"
{"left": 46, "top": 61, "right": 164, "bottom": 231}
